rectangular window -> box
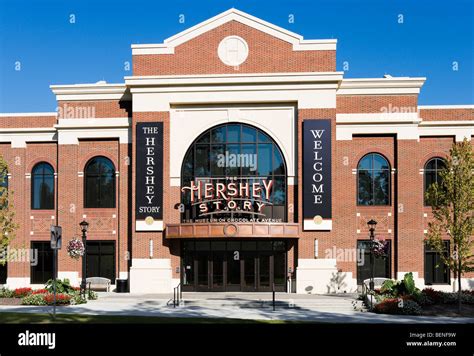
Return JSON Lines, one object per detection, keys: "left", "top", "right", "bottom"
{"left": 0, "top": 262, "right": 7, "bottom": 284}
{"left": 86, "top": 241, "right": 116, "bottom": 283}
{"left": 424, "top": 241, "right": 450, "bottom": 285}
{"left": 31, "top": 242, "right": 54, "bottom": 284}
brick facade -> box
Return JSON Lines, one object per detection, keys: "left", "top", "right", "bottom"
{"left": 0, "top": 9, "right": 472, "bottom": 293}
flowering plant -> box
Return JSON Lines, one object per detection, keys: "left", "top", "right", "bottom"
{"left": 372, "top": 238, "right": 389, "bottom": 258}
{"left": 67, "top": 238, "right": 85, "bottom": 259}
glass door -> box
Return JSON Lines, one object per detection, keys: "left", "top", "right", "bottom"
{"left": 195, "top": 241, "right": 210, "bottom": 291}
{"left": 242, "top": 252, "right": 256, "bottom": 291}
{"left": 257, "top": 254, "right": 272, "bottom": 291}
{"left": 226, "top": 241, "right": 241, "bottom": 291}
{"left": 211, "top": 251, "right": 225, "bottom": 291}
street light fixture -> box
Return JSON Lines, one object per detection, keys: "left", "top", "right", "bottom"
{"left": 367, "top": 219, "right": 377, "bottom": 295}
{"left": 79, "top": 220, "right": 89, "bottom": 297}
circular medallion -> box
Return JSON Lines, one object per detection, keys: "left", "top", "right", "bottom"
{"left": 145, "top": 216, "right": 154, "bottom": 225}
{"left": 223, "top": 223, "right": 238, "bottom": 237}
{"left": 218, "top": 36, "right": 249, "bottom": 66}
{"left": 313, "top": 215, "right": 323, "bottom": 225}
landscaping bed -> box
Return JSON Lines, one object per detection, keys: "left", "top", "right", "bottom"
{"left": 0, "top": 298, "right": 22, "bottom": 305}
{"left": 365, "top": 273, "right": 474, "bottom": 317}
{"left": 0, "top": 279, "right": 98, "bottom": 306}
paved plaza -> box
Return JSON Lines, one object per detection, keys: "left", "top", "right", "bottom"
{"left": 1, "top": 292, "right": 474, "bottom": 323}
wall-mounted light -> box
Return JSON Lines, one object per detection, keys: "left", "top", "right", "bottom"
{"left": 314, "top": 239, "right": 319, "bottom": 258}
{"left": 149, "top": 239, "right": 153, "bottom": 259}
{"left": 175, "top": 266, "right": 180, "bottom": 274}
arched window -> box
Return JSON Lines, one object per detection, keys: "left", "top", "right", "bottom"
{"left": 31, "top": 162, "right": 55, "bottom": 210}
{"left": 357, "top": 153, "right": 391, "bottom": 206}
{"left": 84, "top": 157, "right": 115, "bottom": 208}
{"left": 424, "top": 157, "right": 446, "bottom": 206}
{"left": 181, "top": 123, "right": 287, "bottom": 222}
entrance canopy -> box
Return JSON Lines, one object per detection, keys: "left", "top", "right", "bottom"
{"left": 166, "top": 222, "right": 299, "bottom": 239}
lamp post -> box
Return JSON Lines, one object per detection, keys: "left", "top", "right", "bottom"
{"left": 79, "top": 220, "right": 89, "bottom": 297}
{"left": 367, "top": 219, "right": 377, "bottom": 296}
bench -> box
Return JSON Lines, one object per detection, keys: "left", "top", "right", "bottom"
{"left": 86, "top": 277, "right": 111, "bottom": 292}
{"left": 362, "top": 277, "right": 391, "bottom": 294}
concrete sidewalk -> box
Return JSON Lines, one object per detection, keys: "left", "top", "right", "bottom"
{"left": 1, "top": 292, "right": 473, "bottom": 323}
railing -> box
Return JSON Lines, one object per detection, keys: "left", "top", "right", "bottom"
{"left": 173, "top": 283, "right": 182, "bottom": 308}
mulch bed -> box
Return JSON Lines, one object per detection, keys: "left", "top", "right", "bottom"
{"left": 0, "top": 298, "right": 23, "bottom": 305}
{"left": 421, "top": 304, "right": 474, "bottom": 317}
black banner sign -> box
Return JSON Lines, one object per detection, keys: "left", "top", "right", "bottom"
{"left": 303, "top": 119, "right": 332, "bottom": 220}
{"left": 135, "top": 122, "right": 163, "bottom": 220}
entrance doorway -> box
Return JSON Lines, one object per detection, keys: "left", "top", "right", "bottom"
{"left": 181, "top": 240, "right": 287, "bottom": 292}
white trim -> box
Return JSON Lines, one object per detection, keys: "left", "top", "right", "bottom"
{"left": 0, "top": 112, "right": 57, "bottom": 117}
{"left": 336, "top": 123, "right": 419, "bottom": 140}
{"left": 419, "top": 126, "right": 472, "bottom": 142}
{"left": 337, "top": 121, "right": 473, "bottom": 141}
{"left": 0, "top": 129, "right": 56, "bottom": 148}
{"left": 337, "top": 77, "right": 426, "bottom": 95}
{"left": 55, "top": 117, "right": 131, "bottom": 129}
{"left": 131, "top": 8, "right": 337, "bottom": 55}
{"left": 0, "top": 127, "right": 56, "bottom": 133}
{"left": 57, "top": 128, "right": 131, "bottom": 145}
{"left": 50, "top": 83, "right": 130, "bottom": 101}
{"left": 303, "top": 219, "right": 332, "bottom": 231}
{"left": 418, "top": 105, "right": 474, "bottom": 109}
{"left": 125, "top": 72, "right": 343, "bottom": 87}
{"left": 136, "top": 220, "right": 164, "bottom": 231}
{"left": 169, "top": 105, "right": 296, "bottom": 180}
{"left": 419, "top": 120, "right": 474, "bottom": 127}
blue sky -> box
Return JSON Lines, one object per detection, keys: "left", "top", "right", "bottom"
{"left": 0, "top": 0, "right": 472, "bottom": 112}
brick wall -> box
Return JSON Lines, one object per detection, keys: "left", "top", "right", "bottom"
{"left": 337, "top": 95, "right": 418, "bottom": 113}
{"left": 57, "top": 101, "right": 131, "bottom": 119}
{"left": 133, "top": 20, "right": 335, "bottom": 76}
{"left": 419, "top": 108, "right": 474, "bottom": 121}
{"left": 0, "top": 115, "right": 57, "bottom": 128}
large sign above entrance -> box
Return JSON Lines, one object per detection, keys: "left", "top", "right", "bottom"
{"left": 181, "top": 178, "right": 278, "bottom": 223}
{"left": 136, "top": 122, "right": 163, "bottom": 231}
{"left": 303, "top": 119, "right": 332, "bottom": 230}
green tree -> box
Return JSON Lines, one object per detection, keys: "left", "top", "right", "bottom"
{"left": 425, "top": 139, "right": 474, "bottom": 313}
{"left": 0, "top": 155, "right": 18, "bottom": 265}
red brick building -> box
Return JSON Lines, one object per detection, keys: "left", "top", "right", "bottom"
{"left": 0, "top": 9, "right": 473, "bottom": 293}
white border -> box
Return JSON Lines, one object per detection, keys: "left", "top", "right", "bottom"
{"left": 136, "top": 220, "right": 164, "bottom": 231}
{"left": 303, "top": 219, "right": 333, "bottom": 231}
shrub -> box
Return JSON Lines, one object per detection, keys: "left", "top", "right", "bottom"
{"left": 403, "top": 273, "right": 417, "bottom": 295}
{"left": 70, "top": 293, "right": 87, "bottom": 305}
{"left": 442, "top": 292, "right": 458, "bottom": 304}
{"left": 374, "top": 298, "right": 400, "bottom": 314}
{"left": 13, "top": 288, "right": 32, "bottom": 298}
{"left": 87, "top": 290, "right": 98, "bottom": 300}
{"left": 378, "top": 273, "right": 420, "bottom": 298}
{"left": 422, "top": 288, "right": 444, "bottom": 304}
{"left": 462, "top": 290, "right": 474, "bottom": 297}
{"left": 0, "top": 287, "right": 14, "bottom": 298}
{"left": 414, "top": 292, "right": 434, "bottom": 306}
{"left": 43, "top": 293, "right": 71, "bottom": 305}
{"left": 45, "top": 279, "right": 76, "bottom": 294}
{"left": 380, "top": 280, "right": 395, "bottom": 295}
{"left": 374, "top": 297, "right": 422, "bottom": 315}
{"left": 21, "top": 293, "right": 47, "bottom": 306}
{"left": 400, "top": 300, "right": 422, "bottom": 315}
